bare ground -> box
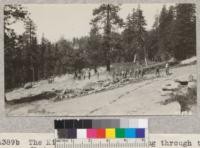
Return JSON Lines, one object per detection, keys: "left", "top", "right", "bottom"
{"left": 6, "top": 64, "right": 196, "bottom": 116}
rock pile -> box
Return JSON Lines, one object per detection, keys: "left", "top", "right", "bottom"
{"left": 53, "top": 77, "right": 136, "bottom": 102}
{"left": 162, "top": 74, "right": 196, "bottom": 95}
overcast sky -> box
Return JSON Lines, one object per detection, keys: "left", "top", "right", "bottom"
{"left": 12, "top": 4, "right": 175, "bottom": 42}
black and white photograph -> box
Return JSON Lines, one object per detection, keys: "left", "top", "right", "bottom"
{"left": 4, "top": 3, "right": 197, "bottom": 116}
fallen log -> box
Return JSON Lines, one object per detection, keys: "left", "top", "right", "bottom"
{"left": 6, "top": 91, "right": 58, "bottom": 105}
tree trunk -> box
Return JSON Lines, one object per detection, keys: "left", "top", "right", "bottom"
{"left": 105, "top": 4, "right": 111, "bottom": 71}
{"left": 106, "top": 60, "right": 110, "bottom": 71}
{"left": 144, "top": 57, "right": 148, "bottom": 66}
{"left": 144, "top": 47, "right": 148, "bottom": 66}
{"left": 134, "top": 54, "right": 137, "bottom": 63}
{"left": 32, "top": 67, "right": 35, "bottom": 82}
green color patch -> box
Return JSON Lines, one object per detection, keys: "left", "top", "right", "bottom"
{"left": 116, "top": 128, "right": 125, "bottom": 138}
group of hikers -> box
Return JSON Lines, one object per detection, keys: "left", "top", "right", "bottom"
{"left": 155, "top": 62, "right": 170, "bottom": 77}
{"left": 72, "top": 62, "right": 171, "bottom": 82}
{"left": 113, "top": 62, "right": 170, "bottom": 80}
{"left": 74, "top": 69, "right": 100, "bottom": 80}
{"left": 112, "top": 67, "right": 145, "bottom": 80}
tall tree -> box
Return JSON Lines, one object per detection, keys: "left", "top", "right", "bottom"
{"left": 174, "top": 4, "right": 196, "bottom": 60}
{"left": 136, "top": 6, "right": 147, "bottom": 65}
{"left": 158, "top": 5, "right": 176, "bottom": 60}
{"left": 145, "top": 14, "right": 159, "bottom": 61}
{"left": 23, "top": 17, "right": 38, "bottom": 82}
{"left": 91, "top": 4, "right": 123, "bottom": 71}
{"left": 56, "top": 37, "right": 74, "bottom": 74}
{"left": 122, "top": 13, "right": 138, "bottom": 62}
{"left": 122, "top": 6, "right": 147, "bottom": 64}
{"left": 87, "top": 22, "right": 102, "bottom": 70}
{"left": 4, "top": 5, "right": 28, "bottom": 38}
{"left": 4, "top": 5, "right": 28, "bottom": 90}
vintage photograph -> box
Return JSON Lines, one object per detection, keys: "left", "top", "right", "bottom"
{"left": 4, "top": 3, "right": 197, "bottom": 116}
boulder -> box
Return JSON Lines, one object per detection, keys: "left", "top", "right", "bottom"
{"left": 188, "top": 81, "right": 196, "bottom": 89}
{"left": 24, "top": 82, "right": 32, "bottom": 89}
{"left": 103, "top": 81, "right": 111, "bottom": 87}
{"left": 162, "top": 82, "right": 179, "bottom": 91}
{"left": 175, "top": 75, "right": 189, "bottom": 82}
{"left": 83, "top": 87, "right": 94, "bottom": 92}
{"left": 175, "top": 75, "right": 196, "bottom": 86}
{"left": 83, "top": 82, "right": 96, "bottom": 91}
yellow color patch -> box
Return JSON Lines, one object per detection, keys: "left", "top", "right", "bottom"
{"left": 105, "top": 128, "right": 116, "bottom": 138}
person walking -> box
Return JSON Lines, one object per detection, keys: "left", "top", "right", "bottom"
{"left": 138, "top": 68, "right": 141, "bottom": 78}
{"left": 97, "top": 70, "right": 100, "bottom": 80}
{"left": 165, "top": 62, "right": 169, "bottom": 76}
{"left": 88, "top": 71, "right": 91, "bottom": 80}
{"left": 141, "top": 68, "right": 145, "bottom": 78}
{"left": 135, "top": 68, "right": 138, "bottom": 78}
{"left": 155, "top": 67, "right": 160, "bottom": 77}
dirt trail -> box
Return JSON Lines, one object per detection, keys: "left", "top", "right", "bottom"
{"left": 6, "top": 64, "right": 196, "bottom": 116}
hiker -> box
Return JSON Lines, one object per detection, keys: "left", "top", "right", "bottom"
{"left": 83, "top": 74, "right": 86, "bottom": 80}
{"left": 165, "top": 62, "right": 169, "bottom": 76}
{"left": 138, "top": 68, "right": 141, "bottom": 78}
{"left": 88, "top": 71, "right": 91, "bottom": 80}
{"left": 121, "top": 70, "right": 125, "bottom": 78}
{"left": 125, "top": 70, "right": 128, "bottom": 78}
{"left": 135, "top": 68, "right": 138, "bottom": 78}
{"left": 97, "top": 71, "right": 100, "bottom": 79}
{"left": 74, "top": 71, "right": 77, "bottom": 80}
{"left": 131, "top": 68, "right": 135, "bottom": 77}
{"left": 155, "top": 67, "right": 160, "bottom": 77}
{"left": 129, "top": 69, "right": 132, "bottom": 77}
{"left": 141, "top": 68, "right": 145, "bottom": 78}
{"left": 78, "top": 72, "right": 81, "bottom": 80}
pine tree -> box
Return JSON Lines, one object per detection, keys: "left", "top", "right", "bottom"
{"left": 158, "top": 5, "right": 175, "bottom": 60}
{"left": 122, "top": 6, "right": 147, "bottom": 64}
{"left": 158, "top": 5, "right": 169, "bottom": 60}
{"left": 23, "top": 17, "right": 38, "bottom": 82}
{"left": 4, "top": 5, "right": 28, "bottom": 90}
{"left": 91, "top": 4, "right": 123, "bottom": 71}
{"left": 135, "top": 6, "right": 147, "bottom": 65}
{"left": 87, "top": 22, "right": 102, "bottom": 70}
{"left": 174, "top": 4, "right": 196, "bottom": 60}
{"left": 122, "top": 11, "right": 138, "bottom": 62}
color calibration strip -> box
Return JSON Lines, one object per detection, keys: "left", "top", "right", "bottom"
{"left": 54, "top": 119, "right": 148, "bottom": 139}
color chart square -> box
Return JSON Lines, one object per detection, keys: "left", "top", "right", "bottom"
{"left": 116, "top": 128, "right": 125, "bottom": 138}
{"left": 54, "top": 120, "right": 64, "bottom": 129}
{"left": 106, "top": 128, "right": 115, "bottom": 139}
{"left": 87, "top": 129, "right": 96, "bottom": 138}
{"left": 68, "top": 129, "right": 77, "bottom": 139}
{"left": 57, "top": 129, "right": 68, "bottom": 139}
{"left": 138, "top": 119, "right": 148, "bottom": 128}
{"left": 77, "top": 129, "right": 87, "bottom": 139}
{"left": 125, "top": 128, "right": 136, "bottom": 138}
{"left": 96, "top": 128, "right": 105, "bottom": 138}
{"left": 136, "top": 128, "right": 145, "bottom": 138}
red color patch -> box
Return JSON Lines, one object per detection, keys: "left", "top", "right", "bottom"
{"left": 96, "top": 128, "right": 105, "bottom": 138}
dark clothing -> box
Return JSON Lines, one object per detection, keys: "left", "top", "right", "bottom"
{"left": 156, "top": 68, "right": 160, "bottom": 77}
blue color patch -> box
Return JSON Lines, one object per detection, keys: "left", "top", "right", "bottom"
{"left": 125, "top": 128, "right": 136, "bottom": 138}
{"left": 136, "top": 128, "right": 145, "bottom": 138}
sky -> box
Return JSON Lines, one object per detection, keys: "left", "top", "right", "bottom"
{"left": 11, "top": 4, "right": 175, "bottom": 43}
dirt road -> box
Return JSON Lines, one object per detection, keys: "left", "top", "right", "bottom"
{"left": 6, "top": 64, "right": 196, "bottom": 116}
